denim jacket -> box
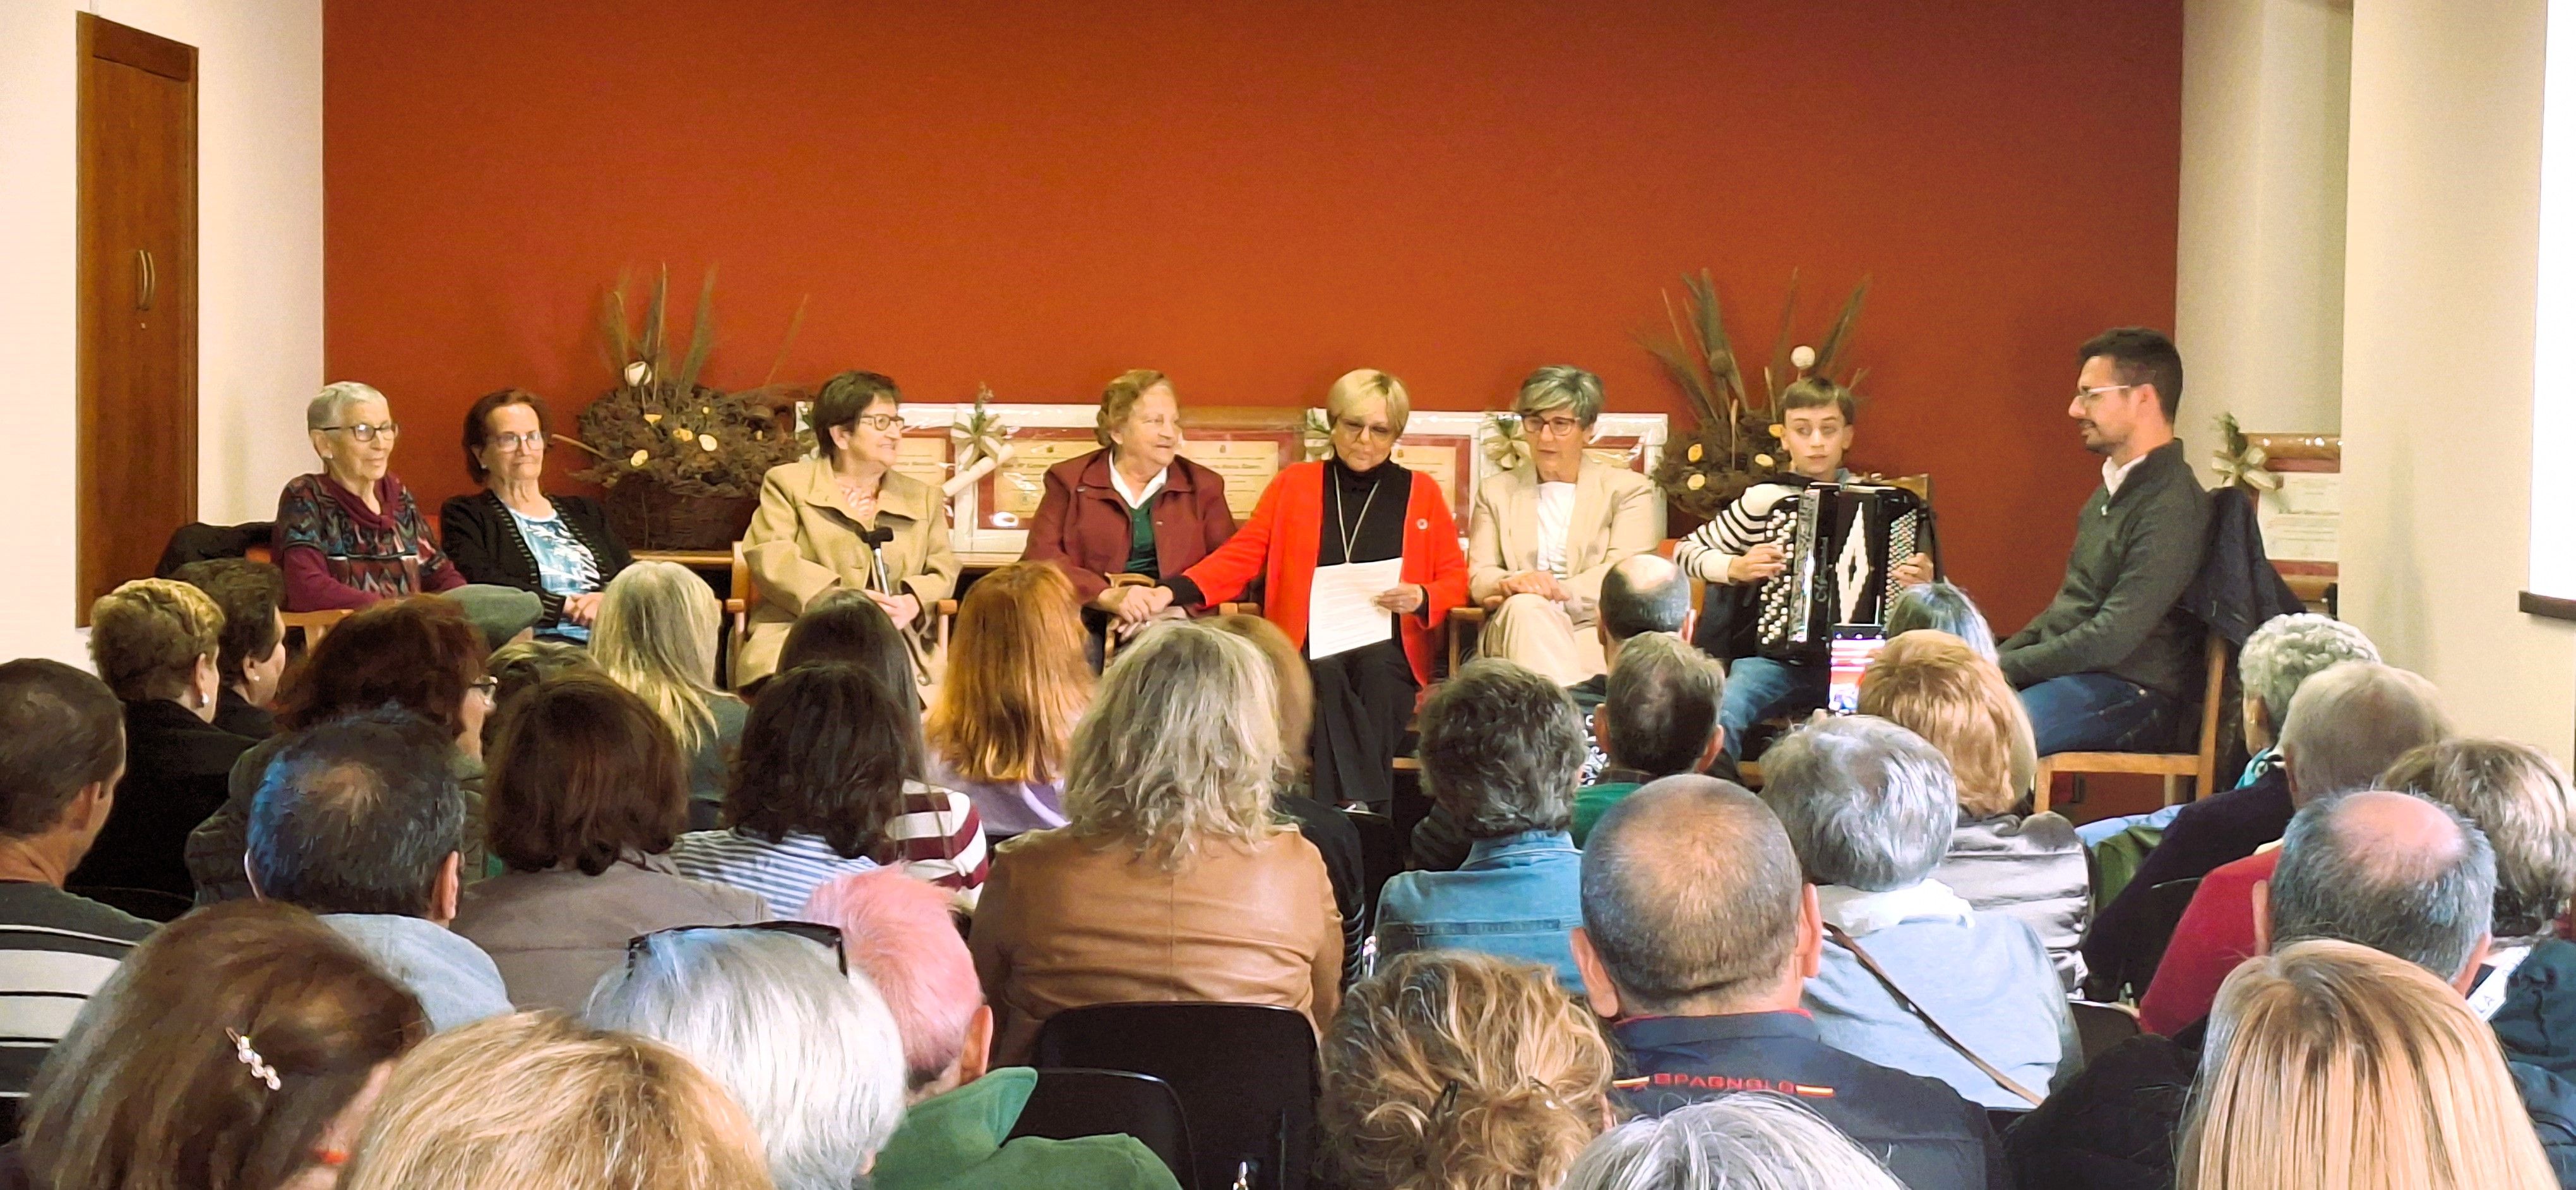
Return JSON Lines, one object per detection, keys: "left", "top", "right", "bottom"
{"left": 1371, "top": 829, "right": 1585, "bottom": 987}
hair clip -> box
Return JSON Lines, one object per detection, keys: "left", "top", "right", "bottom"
{"left": 229, "top": 1029, "right": 282, "bottom": 1091}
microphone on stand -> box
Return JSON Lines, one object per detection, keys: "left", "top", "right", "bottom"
{"left": 860, "top": 525, "right": 896, "bottom": 596}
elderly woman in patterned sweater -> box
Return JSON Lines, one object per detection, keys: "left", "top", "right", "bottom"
{"left": 274, "top": 382, "right": 469, "bottom": 611}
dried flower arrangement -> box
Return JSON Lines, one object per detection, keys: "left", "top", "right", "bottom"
{"left": 1640, "top": 270, "right": 1870, "bottom": 522}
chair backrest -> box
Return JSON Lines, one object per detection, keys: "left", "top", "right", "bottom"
{"left": 2107, "top": 877, "right": 2207, "bottom": 1003}
{"left": 1032, "top": 1002, "right": 1320, "bottom": 1190}
{"left": 2068, "top": 1001, "right": 2142, "bottom": 1068}
{"left": 1009, "top": 1068, "right": 1199, "bottom": 1190}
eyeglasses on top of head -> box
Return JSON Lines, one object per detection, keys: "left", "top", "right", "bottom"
{"left": 626, "top": 920, "right": 848, "bottom": 976}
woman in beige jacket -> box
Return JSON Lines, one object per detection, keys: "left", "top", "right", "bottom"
{"left": 734, "top": 370, "right": 960, "bottom": 687}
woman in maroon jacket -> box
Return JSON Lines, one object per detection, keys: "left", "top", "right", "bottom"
{"left": 1020, "top": 370, "right": 1239, "bottom": 642}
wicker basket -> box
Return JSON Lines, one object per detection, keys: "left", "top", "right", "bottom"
{"left": 602, "top": 481, "right": 761, "bottom": 552}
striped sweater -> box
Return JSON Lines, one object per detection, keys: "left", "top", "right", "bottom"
{"left": 666, "top": 782, "right": 988, "bottom": 917}
{"left": 0, "top": 885, "right": 154, "bottom": 1099}
{"left": 1673, "top": 479, "right": 1812, "bottom": 585}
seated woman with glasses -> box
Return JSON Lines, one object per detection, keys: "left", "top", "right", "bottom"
{"left": 1466, "top": 366, "right": 1664, "bottom": 686}
{"left": 735, "top": 370, "right": 960, "bottom": 687}
{"left": 275, "top": 381, "right": 470, "bottom": 613}
{"left": 439, "top": 388, "right": 635, "bottom": 642}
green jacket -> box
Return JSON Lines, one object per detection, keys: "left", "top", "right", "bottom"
{"left": 2000, "top": 439, "right": 2209, "bottom": 697}
{"left": 871, "top": 1067, "right": 1183, "bottom": 1190}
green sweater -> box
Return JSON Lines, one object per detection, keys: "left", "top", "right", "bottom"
{"left": 1999, "top": 439, "right": 2209, "bottom": 698}
{"left": 871, "top": 1067, "right": 1183, "bottom": 1190}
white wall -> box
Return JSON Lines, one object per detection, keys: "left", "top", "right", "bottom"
{"left": 0, "top": 0, "right": 321, "bottom": 666}
{"left": 2339, "top": 0, "right": 2576, "bottom": 761}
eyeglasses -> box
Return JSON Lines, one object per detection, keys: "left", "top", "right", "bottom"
{"left": 2072, "top": 384, "right": 2137, "bottom": 406}
{"left": 1525, "top": 416, "right": 1586, "bottom": 438}
{"left": 318, "top": 421, "right": 400, "bottom": 443}
{"left": 488, "top": 431, "right": 545, "bottom": 452}
{"left": 1335, "top": 417, "right": 1396, "bottom": 443}
{"left": 855, "top": 414, "right": 905, "bottom": 432}
{"left": 626, "top": 921, "right": 848, "bottom": 976}
{"left": 468, "top": 676, "right": 499, "bottom": 701}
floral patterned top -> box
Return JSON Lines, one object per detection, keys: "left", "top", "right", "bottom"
{"left": 273, "top": 472, "right": 465, "bottom": 611}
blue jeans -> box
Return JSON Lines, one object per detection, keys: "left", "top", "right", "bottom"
{"left": 1720, "top": 656, "right": 1829, "bottom": 762}
{"left": 2019, "top": 672, "right": 2186, "bottom": 755}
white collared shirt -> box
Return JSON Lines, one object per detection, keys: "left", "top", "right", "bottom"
{"left": 1109, "top": 462, "right": 1168, "bottom": 510}
{"left": 2101, "top": 452, "right": 2149, "bottom": 498}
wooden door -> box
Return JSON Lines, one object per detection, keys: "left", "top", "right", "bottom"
{"left": 77, "top": 15, "right": 197, "bottom": 621}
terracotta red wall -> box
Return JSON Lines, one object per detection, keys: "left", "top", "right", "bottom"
{"left": 324, "top": 0, "right": 2181, "bottom": 629}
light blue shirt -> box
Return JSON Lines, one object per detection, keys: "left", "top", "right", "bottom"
{"left": 1371, "top": 828, "right": 1585, "bottom": 987}
{"left": 506, "top": 505, "right": 601, "bottom": 642}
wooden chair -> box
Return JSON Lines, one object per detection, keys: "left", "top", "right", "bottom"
{"left": 1099, "top": 573, "right": 1157, "bottom": 663}
{"left": 280, "top": 608, "right": 350, "bottom": 650}
{"left": 725, "top": 541, "right": 959, "bottom": 688}
{"left": 2034, "top": 630, "right": 2229, "bottom": 814}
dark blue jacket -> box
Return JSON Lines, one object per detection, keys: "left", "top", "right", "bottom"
{"left": 2498, "top": 939, "right": 2576, "bottom": 1081}
{"left": 1613, "top": 1012, "right": 2006, "bottom": 1190}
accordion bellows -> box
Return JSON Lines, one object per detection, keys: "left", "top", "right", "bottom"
{"left": 1754, "top": 483, "right": 1932, "bottom": 661}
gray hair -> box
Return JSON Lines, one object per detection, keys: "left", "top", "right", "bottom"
{"left": 1600, "top": 554, "right": 1690, "bottom": 642}
{"left": 1515, "top": 365, "right": 1606, "bottom": 428}
{"left": 1582, "top": 776, "right": 1803, "bottom": 1014}
{"left": 2278, "top": 661, "right": 2449, "bottom": 803}
{"left": 2269, "top": 790, "right": 2495, "bottom": 982}
{"left": 1563, "top": 1095, "right": 1905, "bottom": 1190}
{"left": 1603, "top": 632, "right": 1724, "bottom": 776}
{"left": 1063, "top": 620, "right": 1285, "bottom": 869}
{"left": 1416, "top": 658, "right": 1582, "bottom": 838}
{"left": 307, "top": 380, "right": 387, "bottom": 430}
{"left": 248, "top": 709, "right": 465, "bottom": 918}
{"left": 1884, "top": 582, "right": 1996, "bottom": 661}
{"left": 2239, "top": 614, "right": 2380, "bottom": 732}
{"left": 585, "top": 929, "right": 909, "bottom": 1190}
{"left": 1754, "top": 717, "right": 1957, "bottom": 891}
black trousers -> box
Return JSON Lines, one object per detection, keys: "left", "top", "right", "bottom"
{"left": 1308, "top": 638, "right": 1417, "bottom": 812}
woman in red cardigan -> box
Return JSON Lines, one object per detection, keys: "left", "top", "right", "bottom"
{"left": 1148, "top": 369, "right": 1470, "bottom": 811}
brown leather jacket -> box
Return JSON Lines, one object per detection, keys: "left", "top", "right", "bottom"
{"left": 970, "top": 826, "right": 1342, "bottom": 1066}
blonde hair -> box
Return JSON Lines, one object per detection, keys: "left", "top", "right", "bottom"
{"left": 592, "top": 562, "right": 727, "bottom": 752}
{"left": 1056, "top": 620, "right": 1284, "bottom": 870}
{"left": 1325, "top": 368, "right": 1412, "bottom": 438}
{"left": 1206, "top": 613, "right": 1316, "bottom": 765}
{"left": 926, "top": 562, "right": 1092, "bottom": 784}
{"left": 2382, "top": 738, "right": 2576, "bottom": 941}
{"left": 88, "top": 579, "right": 222, "bottom": 702}
{"left": 1094, "top": 368, "right": 1172, "bottom": 449}
{"left": 2179, "top": 939, "right": 2558, "bottom": 1190}
{"left": 1858, "top": 630, "right": 2036, "bottom": 818}
{"left": 1320, "top": 951, "right": 1614, "bottom": 1190}
{"left": 339, "top": 1011, "right": 774, "bottom": 1190}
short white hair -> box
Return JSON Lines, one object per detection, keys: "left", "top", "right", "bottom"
{"left": 2278, "top": 661, "right": 2450, "bottom": 801}
{"left": 2239, "top": 614, "right": 2380, "bottom": 730}
{"left": 1563, "top": 1095, "right": 1905, "bottom": 1190}
{"left": 308, "top": 380, "right": 388, "bottom": 430}
{"left": 585, "top": 929, "right": 908, "bottom": 1190}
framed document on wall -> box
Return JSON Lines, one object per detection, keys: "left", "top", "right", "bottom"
{"left": 2244, "top": 433, "right": 2339, "bottom": 607}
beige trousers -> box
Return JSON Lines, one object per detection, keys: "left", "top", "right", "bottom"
{"left": 1481, "top": 592, "right": 1607, "bottom": 686}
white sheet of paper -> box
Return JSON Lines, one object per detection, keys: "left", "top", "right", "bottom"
{"left": 1306, "top": 558, "right": 1405, "bottom": 659}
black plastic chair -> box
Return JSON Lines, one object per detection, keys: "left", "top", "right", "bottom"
{"left": 2127, "top": 877, "right": 2206, "bottom": 999}
{"left": 1009, "top": 1068, "right": 1198, "bottom": 1190}
{"left": 1032, "top": 1002, "right": 1320, "bottom": 1190}
{"left": 66, "top": 886, "right": 191, "bottom": 923}
{"left": 1341, "top": 808, "right": 1402, "bottom": 930}
{"left": 2068, "top": 1001, "right": 2143, "bottom": 1071}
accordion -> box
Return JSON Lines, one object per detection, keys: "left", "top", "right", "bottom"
{"left": 1752, "top": 481, "right": 1933, "bottom": 662}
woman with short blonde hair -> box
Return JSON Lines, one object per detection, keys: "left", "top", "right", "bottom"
{"left": 1320, "top": 951, "right": 1614, "bottom": 1190}
{"left": 338, "top": 1011, "right": 775, "bottom": 1189}
{"left": 76, "top": 578, "right": 259, "bottom": 899}
{"left": 1860, "top": 629, "right": 2085, "bottom": 988}
{"left": 972, "top": 621, "right": 1340, "bottom": 1064}
{"left": 926, "top": 562, "right": 1094, "bottom": 837}
{"left": 593, "top": 561, "right": 747, "bottom": 821}
{"left": 2180, "top": 939, "right": 2558, "bottom": 1190}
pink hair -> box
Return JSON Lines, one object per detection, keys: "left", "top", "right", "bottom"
{"left": 802, "top": 870, "right": 982, "bottom": 1085}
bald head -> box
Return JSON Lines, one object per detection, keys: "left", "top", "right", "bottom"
{"left": 1580, "top": 775, "right": 1803, "bottom": 1014}
{"left": 2278, "top": 662, "right": 2449, "bottom": 805}
{"left": 1599, "top": 554, "right": 1688, "bottom": 643}
{"left": 2269, "top": 789, "right": 2495, "bottom": 982}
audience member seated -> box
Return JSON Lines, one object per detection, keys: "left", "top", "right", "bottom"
{"left": 480, "top": 638, "right": 599, "bottom": 736}
{"left": 926, "top": 562, "right": 1092, "bottom": 839}
{"left": 172, "top": 556, "right": 290, "bottom": 738}
{"left": 21, "top": 900, "right": 429, "bottom": 1190}
{"left": 439, "top": 387, "right": 634, "bottom": 642}
{"left": 588, "top": 925, "right": 908, "bottom": 1190}
{"left": 1373, "top": 659, "right": 1588, "bottom": 986}
{"left": 1320, "top": 950, "right": 1616, "bottom": 1190}
{"left": 275, "top": 380, "right": 468, "bottom": 610}
{"left": 2082, "top": 644, "right": 2434, "bottom": 1001}
{"left": 971, "top": 622, "right": 1340, "bottom": 1064}
{"left": 1859, "top": 630, "right": 2086, "bottom": 989}
{"left": 1572, "top": 632, "right": 1725, "bottom": 845}
{"left": 593, "top": 561, "right": 748, "bottom": 826}
{"left": 450, "top": 675, "right": 763, "bottom": 1011}
{"left": 1885, "top": 580, "right": 2001, "bottom": 659}
{"left": 337, "top": 1010, "right": 773, "bottom": 1189}
{"left": 748, "top": 586, "right": 909, "bottom": 699}
{"left": 1019, "top": 369, "right": 1237, "bottom": 646}
{"left": 2010, "top": 789, "right": 2576, "bottom": 1189}
{"left": 1467, "top": 365, "right": 1665, "bottom": 687}
{"left": 246, "top": 709, "right": 511, "bottom": 1031}
{"left": 1563, "top": 1095, "right": 1907, "bottom": 1190}
{"left": 0, "top": 660, "right": 150, "bottom": 1101}
{"left": 737, "top": 369, "right": 960, "bottom": 687}
{"left": 1572, "top": 775, "right": 2001, "bottom": 1190}
{"left": 2136, "top": 661, "right": 2451, "bottom": 1034}
{"left": 669, "top": 663, "right": 986, "bottom": 915}
{"left": 73, "top": 579, "right": 256, "bottom": 902}
{"left": 806, "top": 870, "right": 1184, "bottom": 1190}
{"left": 2180, "top": 940, "right": 2561, "bottom": 1190}
{"left": 1205, "top": 613, "right": 1368, "bottom": 988}
{"left": 189, "top": 596, "right": 496, "bottom": 905}
{"left": 1757, "top": 717, "right": 2073, "bottom": 1109}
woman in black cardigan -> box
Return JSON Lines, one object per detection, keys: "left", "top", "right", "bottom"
{"left": 441, "top": 388, "right": 634, "bottom": 641}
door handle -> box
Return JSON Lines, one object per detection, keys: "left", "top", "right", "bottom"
{"left": 135, "top": 249, "right": 155, "bottom": 312}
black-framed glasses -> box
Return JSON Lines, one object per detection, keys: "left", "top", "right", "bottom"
{"left": 318, "top": 421, "right": 401, "bottom": 443}
{"left": 626, "top": 921, "right": 847, "bottom": 975}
